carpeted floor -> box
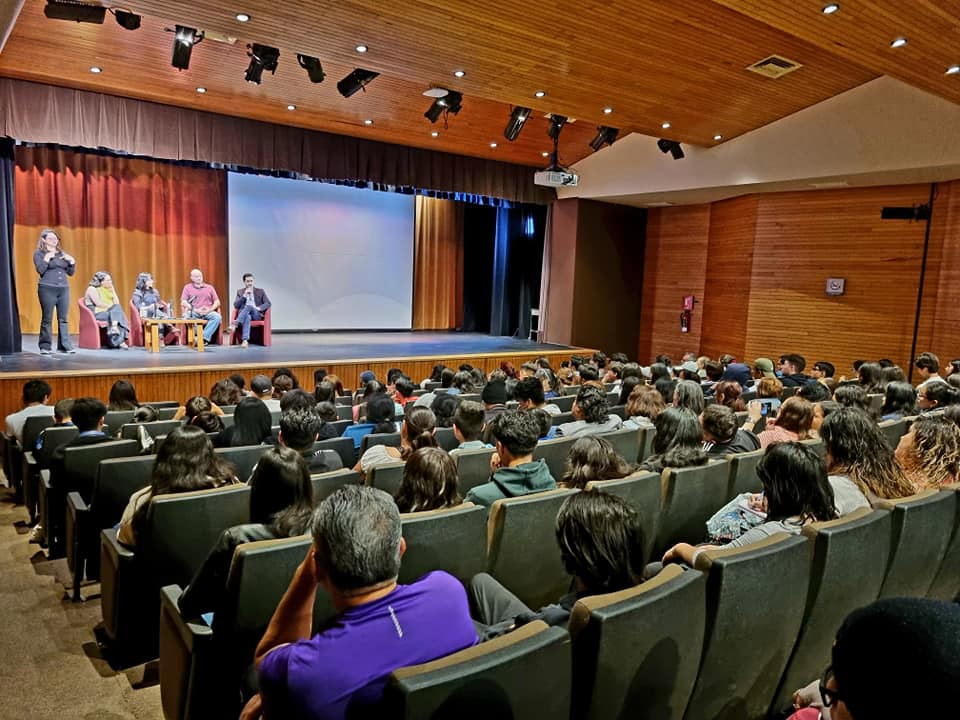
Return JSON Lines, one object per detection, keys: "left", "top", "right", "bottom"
{"left": 0, "top": 480, "right": 162, "bottom": 720}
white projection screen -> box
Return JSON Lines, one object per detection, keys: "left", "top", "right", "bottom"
{"left": 227, "top": 173, "right": 415, "bottom": 330}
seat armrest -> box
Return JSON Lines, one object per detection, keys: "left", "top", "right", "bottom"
{"left": 66, "top": 491, "right": 91, "bottom": 599}
{"left": 41, "top": 469, "right": 51, "bottom": 489}
{"left": 102, "top": 527, "right": 134, "bottom": 563}
{"left": 160, "top": 585, "right": 213, "bottom": 652}
{"left": 67, "top": 491, "right": 89, "bottom": 516}
{"left": 24, "top": 451, "right": 36, "bottom": 466}
{"left": 160, "top": 584, "right": 213, "bottom": 720}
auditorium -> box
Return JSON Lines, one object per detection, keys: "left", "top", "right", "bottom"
{"left": 1, "top": 2, "right": 959, "bottom": 719}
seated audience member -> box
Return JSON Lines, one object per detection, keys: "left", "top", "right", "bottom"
{"left": 537, "top": 368, "right": 560, "bottom": 399}
{"left": 250, "top": 374, "right": 281, "bottom": 412}
{"left": 277, "top": 409, "right": 343, "bottom": 474}
{"left": 450, "top": 370, "right": 475, "bottom": 395}
{"left": 701, "top": 404, "right": 760, "bottom": 456}
{"left": 811, "top": 400, "right": 839, "bottom": 435}
{"left": 750, "top": 396, "right": 814, "bottom": 448}
{"left": 810, "top": 361, "right": 835, "bottom": 380}
{"left": 834, "top": 383, "right": 874, "bottom": 416}
{"left": 578, "top": 364, "right": 604, "bottom": 389}
{"left": 420, "top": 362, "right": 447, "bottom": 389}
{"left": 654, "top": 378, "right": 677, "bottom": 406}
{"left": 857, "top": 362, "right": 884, "bottom": 394}
{"left": 215, "top": 397, "right": 273, "bottom": 448}
{"left": 173, "top": 394, "right": 224, "bottom": 423}
{"left": 393, "top": 377, "right": 416, "bottom": 408}
{"left": 881, "top": 381, "right": 919, "bottom": 420}
{"left": 132, "top": 405, "right": 158, "bottom": 423}
{"left": 179, "top": 447, "right": 314, "bottom": 618}
{"left": 514, "top": 376, "right": 561, "bottom": 416}
{"left": 640, "top": 407, "right": 708, "bottom": 474}
{"left": 664, "top": 442, "right": 836, "bottom": 565}
{"left": 118, "top": 425, "right": 238, "bottom": 546}
{"left": 797, "top": 380, "right": 832, "bottom": 403}
{"left": 449, "top": 400, "right": 492, "bottom": 455}
{"left": 107, "top": 379, "right": 139, "bottom": 411}
{"left": 229, "top": 373, "right": 248, "bottom": 396}
{"left": 752, "top": 357, "right": 777, "bottom": 385}
{"left": 617, "top": 375, "right": 642, "bottom": 406}
{"left": 895, "top": 416, "right": 960, "bottom": 490}
{"left": 622, "top": 384, "right": 666, "bottom": 429}
{"left": 559, "top": 436, "right": 634, "bottom": 489}
{"left": 648, "top": 362, "right": 671, "bottom": 386}
{"left": 191, "top": 411, "right": 224, "bottom": 434}
{"left": 676, "top": 361, "right": 700, "bottom": 383}
{"left": 210, "top": 378, "right": 243, "bottom": 407}
{"left": 355, "top": 380, "right": 389, "bottom": 421}
{"left": 34, "top": 397, "right": 74, "bottom": 452}
{"left": 779, "top": 354, "right": 813, "bottom": 387}
{"left": 247, "top": 486, "right": 478, "bottom": 719}
{"left": 430, "top": 393, "right": 460, "bottom": 429}
{"left": 479, "top": 380, "right": 508, "bottom": 426}
{"left": 342, "top": 394, "right": 397, "bottom": 450}
{"left": 279, "top": 388, "right": 316, "bottom": 413}
{"left": 414, "top": 369, "right": 455, "bottom": 408}
{"left": 313, "top": 402, "right": 341, "bottom": 440}
{"left": 464, "top": 411, "right": 556, "bottom": 507}
{"left": 654, "top": 354, "right": 673, "bottom": 369}
{"left": 557, "top": 385, "right": 622, "bottom": 438}
{"left": 673, "top": 379, "right": 705, "bottom": 415}
{"left": 357, "top": 406, "right": 438, "bottom": 475}
{"left": 272, "top": 375, "right": 294, "bottom": 401}
{"left": 719, "top": 362, "right": 753, "bottom": 390}
{"left": 914, "top": 350, "right": 945, "bottom": 389}
{"left": 272, "top": 368, "right": 300, "bottom": 390}
{"left": 702, "top": 360, "right": 724, "bottom": 395}
{"left": 499, "top": 361, "right": 520, "bottom": 380}
{"left": 469, "top": 491, "right": 646, "bottom": 635}
{"left": 948, "top": 374, "right": 960, "bottom": 391}
{"left": 4, "top": 379, "right": 53, "bottom": 444}
{"left": 314, "top": 380, "right": 336, "bottom": 406}
{"left": 394, "top": 447, "right": 462, "bottom": 513}
{"left": 789, "top": 598, "right": 960, "bottom": 720}
{"left": 519, "top": 362, "right": 538, "bottom": 379}
{"left": 756, "top": 376, "right": 784, "bottom": 406}
{"left": 713, "top": 380, "right": 746, "bottom": 411}
{"left": 918, "top": 381, "right": 960, "bottom": 412}
{"left": 323, "top": 374, "right": 345, "bottom": 397}
{"left": 819, "top": 408, "right": 915, "bottom": 514}
{"left": 84, "top": 271, "right": 130, "bottom": 349}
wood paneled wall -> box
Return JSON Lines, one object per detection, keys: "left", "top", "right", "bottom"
{"left": 639, "top": 183, "right": 960, "bottom": 375}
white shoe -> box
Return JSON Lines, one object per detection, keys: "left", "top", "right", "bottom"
{"left": 39, "top": 349, "right": 52, "bottom": 355}
{"left": 28, "top": 525, "right": 45, "bottom": 544}
{"left": 241, "top": 340, "right": 249, "bottom": 349}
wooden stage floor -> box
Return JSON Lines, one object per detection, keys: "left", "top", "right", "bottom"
{"left": 1, "top": 332, "right": 589, "bottom": 409}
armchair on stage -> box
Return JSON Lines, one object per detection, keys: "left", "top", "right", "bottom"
{"left": 77, "top": 299, "right": 111, "bottom": 349}
{"left": 228, "top": 306, "right": 272, "bottom": 346}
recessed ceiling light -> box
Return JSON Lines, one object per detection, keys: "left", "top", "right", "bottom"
{"left": 431, "top": 131, "right": 439, "bottom": 137}
{"left": 235, "top": 13, "right": 251, "bottom": 22}
{"left": 453, "top": 70, "right": 465, "bottom": 78}
{"left": 90, "top": 66, "right": 102, "bottom": 74}
{"left": 490, "top": 142, "right": 498, "bottom": 148}
{"left": 661, "top": 121, "right": 671, "bottom": 129}
{"left": 196, "top": 86, "right": 207, "bottom": 94}
{"left": 355, "top": 44, "right": 368, "bottom": 53}
{"left": 364, "top": 119, "right": 373, "bottom": 125}
{"left": 603, "top": 107, "right": 613, "bottom": 114}
{"left": 541, "top": 151, "right": 549, "bottom": 157}
{"left": 822, "top": 3, "right": 839, "bottom": 14}
{"left": 890, "top": 37, "right": 907, "bottom": 48}
{"left": 534, "top": 90, "right": 545, "bottom": 98}
{"left": 947, "top": 65, "right": 960, "bottom": 75}
{"left": 287, "top": 104, "right": 296, "bottom": 111}
{"left": 714, "top": 134, "right": 723, "bottom": 141}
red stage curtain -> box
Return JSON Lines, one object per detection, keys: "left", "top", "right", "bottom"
{"left": 13, "top": 147, "right": 228, "bottom": 334}
{"left": 413, "top": 196, "right": 464, "bottom": 330}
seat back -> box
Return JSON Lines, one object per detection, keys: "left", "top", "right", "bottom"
{"left": 684, "top": 534, "right": 811, "bottom": 720}
{"left": 399, "top": 504, "right": 486, "bottom": 584}
{"left": 638, "top": 426, "right": 657, "bottom": 462}
{"left": 214, "top": 444, "right": 272, "bottom": 482}
{"left": 368, "top": 462, "right": 406, "bottom": 496}
{"left": 568, "top": 565, "right": 707, "bottom": 720}
{"left": 335, "top": 404, "right": 353, "bottom": 420}
{"left": 867, "top": 393, "right": 884, "bottom": 417}
{"left": 877, "top": 488, "right": 956, "bottom": 598}
{"left": 93, "top": 455, "right": 157, "bottom": 529}
{"left": 103, "top": 410, "right": 136, "bottom": 435}
{"left": 315, "top": 437, "right": 355, "bottom": 470}
{"left": 726, "top": 449, "right": 764, "bottom": 498}
{"left": 771, "top": 508, "right": 893, "bottom": 713}
{"left": 586, "top": 471, "right": 661, "bottom": 565}
{"left": 532, "top": 436, "right": 576, "bottom": 482}
{"left": 128, "top": 300, "right": 144, "bottom": 347}
{"left": 326, "top": 418, "right": 352, "bottom": 436}
{"left": 22, "top": 414, "right": 55, "bottom": 453}
{"left": 310, "top": 469, "right": 361, "bottom": 501}
{"left": 120, "top": 419, "right": 181, "bottom": 440}
{"left": 553, "top": 395, "right": 575, "bottom": 412}
{"left": 454, "top": 447, "right": 495, "bottom": 495}
{"left": 77, "top": 297, "right": 108, "bottom": 348}
{"left": 434, "top": 427, "right": 459, "bottom": 452}
{"left": 602, "top": 426, "right": 641, "bottom": 467}
{"left": 35, "top": 426, "right": 79, "bottom": 468}
{"left": 156, "top": 406, "right": 179, "bottom": 420}
{"left": 63, "top": 439, "right": 140, "bottom": 499}
{"left": 381, "top": 621, "right": 571, "bottom": 720}
{"left": 877, "top": 419, "right": 907, "bottom": 450}
{"left": 486, "top": 488, "right": 579, "bottom": 609}
{"left": 928, "top": 486, "right": 960, "bottom": 600}
{"left": 654, "top": 460, "right": 729, "bottom": 555}
{"left": 551, "top": 411, "right": 575, "bottom": 426}
{"left": 360, "top": 431, "right": 401, "bottom": 456}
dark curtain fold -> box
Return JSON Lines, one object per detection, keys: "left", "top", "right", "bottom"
{"left": 0, "top": 137, "right": 22, "bottom": 353}
{"left": 488, "top": 205, "right": 547, "bottom": 337}
{"left": 462, "top": 205, "right": 497, "bottom": 333}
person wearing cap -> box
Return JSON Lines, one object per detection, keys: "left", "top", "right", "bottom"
{"left": 720, "top": 362, "right": 753, "bottom": 390}
{"left": 677, "top": 361, "right": 701, "bottom": 382}
{"left": 788, "top": 597, "right": 960, "bottom": 720}
{"left": 359, "top": 370, "right": 377, "bottom": 386}
{"left": 481, "top": 380, "right": 508, "bottom": 426}
{"left": 251, "top": 374, "right": 281, "bottom": 412}
{"left": 753, "top": 358, "right": 777, "bottom": 386}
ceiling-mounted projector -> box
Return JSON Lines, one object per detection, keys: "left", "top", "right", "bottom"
{"left": 534, "top": 170, "right": 579, "bottom": 187}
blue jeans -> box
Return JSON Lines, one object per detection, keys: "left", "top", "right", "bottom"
{"left": 187, "top": 310, "right": 221, "bottom": 342}
{"left": 234, "top": 305, "right": 263, "bottom": 342}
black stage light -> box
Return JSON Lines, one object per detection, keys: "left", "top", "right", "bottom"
{"left": 425, "top": 90, "right": 463, "bottom": 123}
{"left": 245, "top": 44, "right": 280, "bottom": 84}
{"left": 297, "top": 54, "right": 325, "bottom": 83}
{"left": 44, "top": 1, "right": 106, "bottom": 23}
{"left": 881, "top": 205, "right": 931, "bottom": 221}
{"left": 589, "top": 125, "right": 619, "bottom": 151}
{"left": 547, "top": 114, "right": 567, "bottom": 140}
{"left": 114, "top": 10, "right": 141, "bottom": 30}
{"left": 504, "top": 106, "right": 531, "bottom": 141}
{"left": 657, "top": 138, "right": 685, "bottom": 160}
{"left": 171, "top": 25, "right": 203, "bottom": 71}
{"left": 337, "top": 68, "right": 380, "bottom": 98}
{"left": 425, "top": 100, "right": 445, "bottom": 123}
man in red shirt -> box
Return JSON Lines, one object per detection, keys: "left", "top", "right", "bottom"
{"left": 180, "top": 268, "right": 222, "bottom": 344}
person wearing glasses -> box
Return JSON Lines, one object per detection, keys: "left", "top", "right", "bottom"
{"left": 33, "top": 228, "right": 76, "bottom": 354}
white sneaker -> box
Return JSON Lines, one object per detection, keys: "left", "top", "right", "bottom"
{"left": 241, "top": 340, "right": 249, "bottom": 348}
{"left": 39, "top": 349, "right": 52, "bottom": 355}
{"left": 28, "top": 525, "right": 45, "bottom": 544}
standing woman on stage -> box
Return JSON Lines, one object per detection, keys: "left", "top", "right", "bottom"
{"left": 84, "top": 271, "right": 130, "bottom": 349}
{"left": 33, "top": 228, "right": 76, "bottom": 354}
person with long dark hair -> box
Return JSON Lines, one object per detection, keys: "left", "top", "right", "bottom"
{"left": 357, "top": 406, "right": 438, "bottom": 475}
{"left": 560, "top": 436, "right": 635, "bottom": 489}
{"left": 33, "top": 228, "right": 76, "bottom": 354}
{"left": 394, "top": 447, "right": 462, "bottom": 513}
{"left": 132, "top": 271, "right": 179, "bottom": 344}
{"left": 107, "top": 379, "right": 140, "bottom": 411}
{"left": 215, "top": 396, "right": 273, "bottom": 448}
{"left": 639, "top": 407, "right": 709, "bottom": 474}
{"left": 881, "top": 381, "right": 919, "bottom": 421}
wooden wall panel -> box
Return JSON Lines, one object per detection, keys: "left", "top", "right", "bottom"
{"left": 918, "top": 180, "right": 960, "bottom": 369}
{"left": 638, "top": 205, "right": 710, "bottom": 363}
{"left": 544, "top": 199, "right": 580, "bottom": 345}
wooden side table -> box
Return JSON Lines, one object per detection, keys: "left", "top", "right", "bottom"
{"left": 144, "top": 318, "right": 207, "bottom": 352}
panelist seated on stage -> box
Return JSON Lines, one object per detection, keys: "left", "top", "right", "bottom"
{"left": 131, "top": 272, "right": 180, "bottom": 345}
{"left": 227, "top": 272, "right": 271, "bottom": 348}
{"left": 180, "top": 268, "right": 222, "bottom": 344}
{"left": 84, "top": 272, "right": 130, "bottom": 349}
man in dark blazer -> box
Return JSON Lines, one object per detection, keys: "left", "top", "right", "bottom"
{"left": 227, "top": 272, "right": 272, "bottom": 348}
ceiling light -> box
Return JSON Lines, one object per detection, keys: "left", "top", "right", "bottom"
{"left": 196, "top": 86, "right": 207, "bottom": 93}
{"left": 947, "top": 65, "right": 960, "bottom": 75}
{"left": 89, "top": 66, "right": 102, "bottom": 74}
{"left": 589, "top": 126, "right": 619, "bottom": 151}
{"left": 534, "top": 90, "right": 546, "bottom": 98}
{"left": 431, "top": 131, "right": 439, "bottom": 137}
{"left": 425, "top": 90, "right": 463, "bottom": 123}
{"left": 657, "top": 138, "right": 684, "bottom": 160}
{"left": 235, "top": 13, "right": 250, "bottom": 22}
{"left": 171, "top": 25, "right": 203, "bottom": 71}
{"left": 822, "top": 3, "right": 839, "bottom": 14}
{"left": 490, "top": 142, "right": 498, "bottom": 148}
{"left": 297, "top": 54, "right": 325, "bottom": 83}
{"left": 547, "top": 114, "right": 567, "bottom": 140}
{"left": 113, "top": 10, "right": 141, "bottom": 30}
{"left": 364, "top": 119, "right": 373, "bottom": 125}
{"left": 503, "top": 106, "right": 531, "bottom": 141}
{"left": 890, "top": 37, "right": 907, "bottom": 48}
{"left": 287, "top": 104, "right": 296, "bottom": 111}
{"left": 602, "top": 107, "right": 613, "bottom": 114}
{"left": 355, "top": 44, "right": 368, "bottom": 53}
{"left": 245, "top": 43, "right": 280, "bottom": 84}
{"left": 714, "top": 134, "right": 723, "bottom": 140}
{"left": 337, "top": 68, "right": 379, "bottom": 97}
{"left": 453, "top": 70, "right": 465, "bottom": 78}
{"left": 661, "top": 121, "right": 671, "bottom": 129}
{"left": 541, "top": 151, "right": 549, "bottom": 157}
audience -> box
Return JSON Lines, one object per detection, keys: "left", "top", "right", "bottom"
{"left": 914, "top": 350, "right": 944, "bottom": 389}
{"left": 622, "top": 384, "right": 665, "bottom": 429}
{"left": 559, "top": 436, "right": 634, "bottom": 489}
{"left": 357, "top": 406, "right": 438, "bottom": 474}
{"left": 277, "top": 408, "right": 342, "bottom": 473}
{"left": 881, "top": 381, "right": 919, "bottom": 420}
{"left": 557, "top": 385, "right": 622, "bottom": 438}
{"left": 895, "top": 416, "right": 960, "bottom": 490}
{"left": 342, "top": 393, "right": 396, "bottom": 450}
{"left": 480, "top": 380, "right": 508, "bottom": 425}
{"left": 639, "top": 407, "right": 709, "bottom": 474}
{"left": 712, "top": 380, "right": 746, "bottom": 411}
{"left": 215, "top": 397, "right": 273, "bottom": 448}
{"left": 919, "top": 381, "right": 960, "bottom": 412}
{"left": 779, "top": 354, "right": 813, "bottom": 387}
{"left": 514, "top": 376, "right": 561, "bottom": 416}
{"left": 430, "top": 393, "right": 460, "bottom": 429}
{"left": 394, "top": 447, "right": 462, "bottom": 513}
{"left": 449, "top": 400, "right": 491, "bottom": 455}
{"left": 250, "top": 374, "right": 280, "bottom": 411}
{"left": 107, "top": 379, "right": 139, "bottom": 410}
{"left": 209, "top": 378, "right": 244, "bottom": 407}
{"left": 701, "top": 404, "right": 760, "bottom": 456}
{"left": 752, "top": 396, "right": 814, "bottom": 448}
{"left": 4, "top": 379, "right": 53, "bottom": 444}
{"left": 673, "top": 379, "right": 705, "bottom": 415}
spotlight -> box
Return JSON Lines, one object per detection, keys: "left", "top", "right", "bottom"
{"left": 44, "top": 1, "right": 105, "bottom": 23}
{"left": 589, "top": 126, "right": 619, "bottom": 151}
{"left": 337, "top": 68, "right": 379, "bottom": 98}
{"left": 657, "top": 138, "right": 685, "bottom": 160}
{"left": 113, "top": 9, "right": 141, "bottom": 30}
{"left": 245, "top": 44, "right": 280, "bottom": 84}
{"left": 424, "top": 90, "right": 463, "bottom": 123}
{"left": 297, "top": 54, "right": 325, "bottom": 83}
{"left": 171, "top": 25, "right": 203, "bottom": 71}
{"left": 547, "top": 114, "right": 567, "bottom": 140}
{"left": 503, "top": 106, "right": 531, "bottom": 141}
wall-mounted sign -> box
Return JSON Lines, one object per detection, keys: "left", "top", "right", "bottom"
{"left": 826, "top": 278, "right": 845, "bottom": 296}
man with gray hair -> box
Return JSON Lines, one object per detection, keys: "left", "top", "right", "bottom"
{"left": 246, "top": 486, "right": 477, "bottom": 719}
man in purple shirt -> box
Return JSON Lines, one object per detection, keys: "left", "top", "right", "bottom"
{"left": 180, "top": 268, "right": 222, "bottom": 344}
{"left": 242, "top": 485, "right": 477, "bottom": 720}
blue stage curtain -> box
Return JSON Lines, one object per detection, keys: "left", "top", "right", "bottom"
{"left": 489, "top": 205, "right": 546, "bottom": 338}
{"left": 0, "top": 137, "right": 22, "bottom": 354}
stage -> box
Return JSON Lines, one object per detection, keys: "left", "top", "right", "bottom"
{"left": 0, "top": 332, "right": 590, "bottom": 410}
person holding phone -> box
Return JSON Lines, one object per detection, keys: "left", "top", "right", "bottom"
{"left": 33, "top": 228, "right": 76, "bottom": 354}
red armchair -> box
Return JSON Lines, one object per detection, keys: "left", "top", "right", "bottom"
{"left": 229, "top": 306, "right": 272, "bottom": 346}
{"left": 77, "top": 299, "right": 110, "bottom": 349}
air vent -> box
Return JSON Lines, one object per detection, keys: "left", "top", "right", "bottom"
{"left": 746, "top": 55, "right": 803, "bottom": 79}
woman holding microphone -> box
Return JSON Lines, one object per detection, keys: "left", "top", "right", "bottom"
{"left": 33, "top": 228, "right": 76, "bottom": 354}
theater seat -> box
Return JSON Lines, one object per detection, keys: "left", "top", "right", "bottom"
{"left": 368, "top": 462, "right": 406, "bottom": 495}
{"left": 654, "top": 460, "right": 729, "bottom": 557}
{"left": 726, "top": 449, "right": 764, "bottom": 498}
{"left": 586, "top": 471, "right": 661, "bottom": 565}
{"left": 310, "top": 468, "right": 361, "bottom": 501}
{"left": 532, "top": 436, "right": 576, "bottom": 482}
{"left": 453, "top": 447, "right": 496, "bottom": 496}
{"left": 77, "top": 298, "right": 110, "bottom": 349}
{"left": 928, "top": 486, "right": 960, "bottom": 601}
{"left": 602, "top": 426, "right": 641, "bottom": 466}
{"left": 399, "top": 503, "right": 486, "bottom": 585}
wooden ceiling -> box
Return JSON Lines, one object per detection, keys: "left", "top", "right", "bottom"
{"left": 0, "top": 1, "right": 958, "bottom": 168}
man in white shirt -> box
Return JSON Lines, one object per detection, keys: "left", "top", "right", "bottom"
{"left": 4, "top": 379, "right": 54, "bottom": 445}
